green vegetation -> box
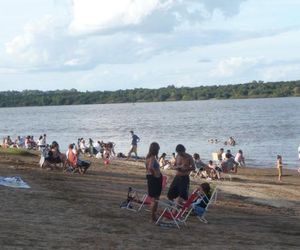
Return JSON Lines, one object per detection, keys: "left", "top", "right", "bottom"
{"left": 0, "top": 80, "right": 299, "bottom": 107}
{"left": 0, "top": 147, "right": 36, "bottom": 156}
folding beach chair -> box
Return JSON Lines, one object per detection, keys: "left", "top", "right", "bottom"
{"left": 120, "top": 175, "right": 168, "bottom": 212}
{"left": 120, "top": 187, "right": 152, "bottom": 212}
{"left": 194, "top": 186, "right": 218, "bottom": 224}
{"left": 155, "top": 188, "right": 201, "bottom": 229}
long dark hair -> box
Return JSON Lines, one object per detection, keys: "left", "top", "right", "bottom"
{"left": 201, "top": 182, "right": 211, "bottom": 197}
{"left": 146, "top": 142, "right": 160, "bottom": 159}
{"left": 159, "top": 153, "right": 166, "bottom": 161}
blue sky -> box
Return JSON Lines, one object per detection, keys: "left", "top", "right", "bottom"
{"left": 0, "top": 0, "right": 300, "bottom": 91}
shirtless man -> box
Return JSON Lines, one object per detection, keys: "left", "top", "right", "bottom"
{"left": 167, "top": 144, "right": 195, "bottom": 203}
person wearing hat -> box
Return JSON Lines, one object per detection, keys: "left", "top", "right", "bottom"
{"left": 127, "top": 131, "right": 140, "bottom": 160}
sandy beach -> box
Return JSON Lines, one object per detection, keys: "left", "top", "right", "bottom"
{"left": 0, "top": 151, "right": 300, "bottom": 250}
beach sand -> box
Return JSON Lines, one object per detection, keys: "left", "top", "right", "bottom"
{"left": 0, "top": 152, "right": 300, "bottom": 249}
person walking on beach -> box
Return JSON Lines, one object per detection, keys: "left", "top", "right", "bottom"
{"left": 167, "top": 144, "right": 195, "bottom": 204}
{"left": 277, "top": 155, "right": 283, "bottom": 182}
{"left": 145, "top": 142, "right": 163, "bottom": 223}
{"left": 127, "top": 131, "right": 140, "bottom": 160}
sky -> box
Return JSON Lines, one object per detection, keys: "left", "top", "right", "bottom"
{"left": 0, "top": 0, "right": 300, "bottom": 91}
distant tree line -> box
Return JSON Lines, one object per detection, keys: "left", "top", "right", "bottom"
{"left": 0, "top": 80, "right": 300, "bottom": 107}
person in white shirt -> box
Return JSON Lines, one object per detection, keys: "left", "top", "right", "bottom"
{"left": 79, "top": 139, "right": 88, "bottom": 154}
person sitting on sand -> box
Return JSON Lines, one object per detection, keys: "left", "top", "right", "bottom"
{"left": 221, "top": 153, "right": 238, "bottom": 173}
{"left": 25, "top": 136, "right": 32, "bottom": 149}
{"left": 276, "top": 155, "right": 283, "bottom": 182}
{"left": 3, "top": 136, "right": 13, "bottom": 148}
{"left": 222, "top": 149, "right": 232, "bottom": 161}
{"left": 15, "top": 136, "right": 25, "bottom": 148}
{"left": 168, "top": 144, "right": 195, "bottom": 204}
{"left": 67, "top": 143, "right": 90, "bottom": 174}
{"left": 145, "top": 142, "right": 163, "bottom": 223}
{"left": 30, "top": 136, "right": 37, "bottom": 149}
{"left": 43, "top": 141, "right": 66, "bottom": 169}
{"left": 208, "top": 160, "right": 221, "bottom": 180}
{"left": 235, "top": 149, "right": 246, "bottom": 167}
{"left": 159, "top": 153, "right": 171, "bottom": 170}
{"left": 190, "top": 153, "right": 209, "bottom": 178}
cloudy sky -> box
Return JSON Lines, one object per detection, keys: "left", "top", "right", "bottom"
{"left": 0, "top": 0, "right": 300, "bottom": 91}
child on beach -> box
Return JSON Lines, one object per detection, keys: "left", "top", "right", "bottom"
{"left": 192, "top": 182, "right": 211, "bottom": 217}
{"left": 276, "top": 155, "right": 283, "bottom": 182}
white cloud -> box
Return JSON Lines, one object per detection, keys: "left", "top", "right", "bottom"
{"left": 5, "top": 16, "right": 81, "bottom": 70}
{"left": 2, "top": 0, "right": 300, "bottom": 91}
{"left": 260, "top": 64, "right": 300, "bottom": 82}
{"left": 3, "top": 0, "right": 250, "bottom": 73}
{"left": 69, "top": 0, "right": 171, "bottom": 35}
{"left": 210, "top": 57, "right": 262, "bottom": 77}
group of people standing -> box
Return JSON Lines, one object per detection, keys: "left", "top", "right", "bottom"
{"left": 145, "top": 142, "right": 195, "bottom": 222}
{"left": 144, "top": 143, "right": 249, "bottom": 222}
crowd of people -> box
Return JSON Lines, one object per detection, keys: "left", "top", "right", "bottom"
{"left": 2, "top": 131, "right": 300, "bottom": 224}
{"left": 156, "top": 147, "right": 245, "bottom": 181}
{"left": 1, "top": 134, "right": 47, "bottom": 150}
{"left": 0, "top": 132, "right": 245, "bottom": 179}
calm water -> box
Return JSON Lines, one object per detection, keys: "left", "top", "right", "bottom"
{"left": 0, "top": 97, "right": 299, "bottom": 169}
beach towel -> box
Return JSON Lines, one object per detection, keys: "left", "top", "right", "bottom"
{"left": 0, "top": 176, "right": 30, "bottom": 189}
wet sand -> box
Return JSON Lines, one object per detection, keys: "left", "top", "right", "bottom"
{"left": 0, "top": 152, "right": 300, "bottom": 249}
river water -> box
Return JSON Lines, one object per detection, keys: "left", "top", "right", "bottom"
{"left": 0, "top": 97, "right": 299, "bottom": 169}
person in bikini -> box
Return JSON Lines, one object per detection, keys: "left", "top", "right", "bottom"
{"left": 145, "top": 142, "right": 162, "bottom": 222}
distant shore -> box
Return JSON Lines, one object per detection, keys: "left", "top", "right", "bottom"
{"left": 0, "top": 80, "right": 299, "bottom": 108}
